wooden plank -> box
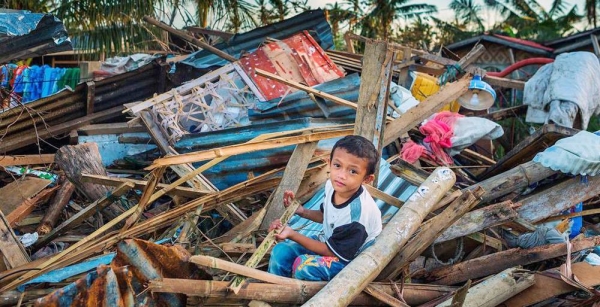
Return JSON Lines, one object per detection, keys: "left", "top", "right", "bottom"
{"left": 80, "top": 174, "right": 212, "bottom": 198}
{"left": 77, "top": 123, "right": 146, "bottom": 135}
{"left": 483, "top": 75, "right": 525, "bottom": 90}
{"left": 7, "top": 186, "right": 58, "bottom": 227}
{"left": 148, "top": 128, "right": 353, "bottom": 168}
{"left": 34, "top": 182, "right": 135, "bottom": 248}
{"left": 383, "top": 76, "right": 470, "bottom": 146}
{"left": 0, "top": 155, "right": 54, "bottom": 166}
{"left": 364, "top": 185, "right": 404, "bottom": 209}
{"left": 0, "top": 177, "right": 51, "bottom": 215}
{"left": 230, "top": 199, "right": 303, "bottom": 293}
{"left": 259, "top": 142, "right": 318, "bottom": 229}
{"left": 354, "top": 40, "right": 393, "bottom": 185}
{"left": 0, "top": 210, "right": 29, "bottom": 270}
{"left": 466, "top": 232, "right": 503, "bottom": 251}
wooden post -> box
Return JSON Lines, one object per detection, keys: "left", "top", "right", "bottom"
{"left": 354, "top": 40, "right": 393, "bottom": 185}
{"left": 37, "top": 179, "right": 76, "bottom": 235}
{"left": 303, "top": 168, "right": 456, "bottom": 307}
{"left": 54, "top": 143, "right": 124, "bottom": 220}
{"left": 437, "top": 268, "right": 535, "bottom": 307}
{"left": 424, "top": 235, "right": 600, "bottom": 285}
{"left": 260, "top": 142, "right": 318, "bottom": 230}
{"left": 378, "top": 187, "right": 484, "bottom": 280}
{"left": 85, "top": 81, "right": 95, "bottom": 115}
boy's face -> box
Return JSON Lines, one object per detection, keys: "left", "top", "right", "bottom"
{"left": 329, "top": 148, "right": 374, "bottom": 199}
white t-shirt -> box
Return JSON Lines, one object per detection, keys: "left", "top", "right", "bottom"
{"left": 319, "top": 180, "right": 382, "bottom": 262}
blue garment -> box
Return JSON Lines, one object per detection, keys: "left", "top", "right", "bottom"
{"left": 268, "top": 236, "right": 346, "bottom": 281}
{"left": 42, "top": 65, "right": 54, "bottom": 98}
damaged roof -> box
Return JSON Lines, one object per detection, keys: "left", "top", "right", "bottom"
{"left": 180, "top": 9, "right": 334, "bottom": 70}
{"left": 0, "top": 9, "right": 73, "bottom": 64}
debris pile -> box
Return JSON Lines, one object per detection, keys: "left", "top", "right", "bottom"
{"left": 1, "top": 9, "right": 600, "bottom": 307}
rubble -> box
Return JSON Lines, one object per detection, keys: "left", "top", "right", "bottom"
{"left": 0, "top": 8, "right": 599, "bottom": 307}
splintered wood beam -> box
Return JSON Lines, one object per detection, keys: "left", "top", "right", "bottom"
{"left": 0, "top": 154, "right": 54, "bottom": 166}
{"left": 37, "top": 180, "right": 76, "bottom": 235}
{"left": 148, "top": 129, "right": 352, "bottom": 168}
{"left": 81, "top": 174, "right": 212, "bottom": 198}
{"left": 259, "top": 142, "right": 318, "bottom": 230}
{"left": 229, "top": 199, "right": 303, "bottom": 293}
{"left": 254, "top": 69, "right": 358, "bottom": 110}
{"left": 364, "top": 285, "right": 409, "bottom": 307}
{"left": 383, "top": 76, "right": 470, "bottom": 146}
{"left": 34, "top": 182, "right": 135, "bottom": 248}
{"left": 483, "top": 75, "right": 525, "bottom": 90}
{"left": 0, "top": 210, "right": 30, "bottom": 269}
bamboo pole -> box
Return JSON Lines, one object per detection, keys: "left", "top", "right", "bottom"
{"left": 437, "top": 268, "right": 535, "bottom": 307}
{"left": 149, "top": 279, "right": 455, "bottom": 306}
{"left": 303, "top": 167, "right": 456, "bottom": 307}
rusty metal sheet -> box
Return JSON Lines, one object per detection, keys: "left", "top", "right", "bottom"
{"left": 34, "top": 239, "right": 210, "bottom": 307}
{"left": 239, "top": 31, "right": 345, "bottom": 100}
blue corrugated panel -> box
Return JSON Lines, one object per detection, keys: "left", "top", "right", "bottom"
{"left": 175, "top": 118, "right": 352, "bottom": 189}
{"left": 289, "top": 159, "right": 417, "bottom": 237}
{"left": 180, "top": 9, "right": 333, "bottom": 70}
{"left": 250, "top": 73, "right": 359, "bottom": 123}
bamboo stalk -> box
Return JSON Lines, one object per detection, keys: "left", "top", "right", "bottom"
{"left": 303, "top": 167, "right": 456, "bottom": 307}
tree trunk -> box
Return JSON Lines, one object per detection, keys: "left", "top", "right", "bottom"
{"left": 54, "top": 143, "right": 124, "bottom": 220}
{"left": 303, "top": 167, "right": 456, "bottom": 307}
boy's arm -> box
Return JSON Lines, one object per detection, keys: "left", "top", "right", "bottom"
{"left": 296, "top": 207, "right": 323, "bottom": 223}
{"left": 276, "top": 226, "right": 335, "bottom": 257}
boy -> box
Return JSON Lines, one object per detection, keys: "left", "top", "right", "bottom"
{"left": 267, "top": 135, "right": 382, "bottom": 281}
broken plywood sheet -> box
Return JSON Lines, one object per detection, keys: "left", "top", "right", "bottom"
{"left": 502, "top": 262, "right": 600, "bottom": 306}
{"left": 0, "top": 177, "right": 52, "bottom": 215}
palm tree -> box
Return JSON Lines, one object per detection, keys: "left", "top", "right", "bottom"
{"left": 450, "top": 0, "right": 485, "bottom": 32}
{"left": 325, "top": 2, "right": 356, "bottom": 38}
{"left": 359, "top": 0, "right": 437, "bottom": 40}
{"left": 485, "top": 0, "right": 582, "bottom": 41}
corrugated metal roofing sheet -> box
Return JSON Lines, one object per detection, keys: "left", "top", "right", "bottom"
{"left": 34, "top": 239, "right": 211, "bottom": 307}
{"left": 0, "top": 10, "right": 72, "bottom": 64}
{"left": 180, "top": 9, "right": 333, "bottom": 70}
{"left": 250, "top": 73, "right": 359, "bottom": 122}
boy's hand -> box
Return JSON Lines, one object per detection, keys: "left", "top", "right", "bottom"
{"left": 283, "top": 190, "right": 304, "bottom": 216}
{"left": 269, "top": 219, "right": 283, "bottom": 232}
{"left": 274, "top": 225, "right": 295, "bottom": 242}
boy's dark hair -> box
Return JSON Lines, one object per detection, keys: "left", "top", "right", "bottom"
{"left": 330, "top": 135, "right": 379, "bottom": 175}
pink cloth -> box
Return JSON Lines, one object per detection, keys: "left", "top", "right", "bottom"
{"left": 401, "top": 111, "right": 464, "bottom": 165}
